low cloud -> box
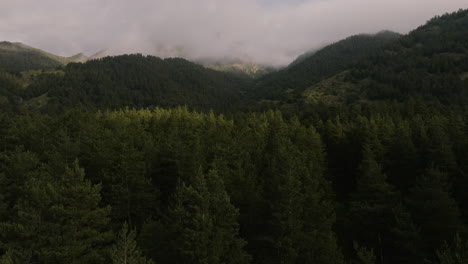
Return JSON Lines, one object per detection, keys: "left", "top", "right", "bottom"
{"left": 1, "top": 0, "right": 466, "bottom": 66}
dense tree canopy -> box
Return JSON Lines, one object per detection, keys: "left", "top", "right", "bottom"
{"left": 0, "top": 8, "right": 468, "bottom": 264}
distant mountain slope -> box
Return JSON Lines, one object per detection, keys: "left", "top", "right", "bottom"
{"left": 287, "top": 49, "right": 318, "bottom": 67}
{"left": 298, "top": 9, "right": 468, "bottom": 105}
{"left": 251, "top": 9, "right": 468, "bottom": 108}
{"left": 0, "top": 42, "right": 87, "bottom": 71}
{"left": 199, "top": 59, "right": 276, "bottom": 78}
{"left": 5, "top": 9, "right": 468, "bottom": 113}
{"left": 66, "top": 53, "right": 88, "bottom": 63}
{"left": 343, "top": 9, "right": 468, "bottom": 103}
{"left": 21, "top": 54, "right": 252, "bottom": 112}
{"left": 252, "top": 30, "right": 402, "bottom": 100}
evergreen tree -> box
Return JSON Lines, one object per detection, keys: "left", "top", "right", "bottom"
{"left": 0, "top": 249, "right": 14, "bottom": 264}
{"left": 436, "top": 234, "right": 468, "bottom": 264}
{"left": 385, "top": 121, "right": 420, "bottom": 190}
{"left": 271, "top": 164, "right": 304, "bottom": 264}
{"left": 104, "top": 142, "right": 158, "bottom": 228}
{"left": 0, "top": 148, "right": 40, "bottom": 217}
{"left": 0, "top": 161, "right": 111, "bottom": 264}
{"left": 0, "top": 249, "right": 31, "bottom": 264}
{"left": 111, "top": 222, "right": 154, "bottom": 264}
{"left": 249, "top": 113, "right": 344, "bottom": 264}
{"left": 164, "top": 168, "right": 250, "bottom": 264}
{"left": 425, "top": 119, "right": 456, "bottom": 172}
{"left": 76, "top": 114, "right": 160, "bottom": 229}
{"left": 347, "top": 143, "right": 419, "bottom": 263}
{"left": 406, "top": 168, "right": 464, "bottom": 258}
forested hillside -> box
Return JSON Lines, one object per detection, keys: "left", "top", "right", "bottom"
{"left": 347, "top": 9, "right": 468, "bottom": 103}
{"left": 286, "top": 9, "right": 468, "bottom": 107}
{"left": 0, "top": 42, "right": 86, "bottom": 72}
{"left": 1, "top": 8, "right": 468, "bottom": 264}
{"left": 11, "top": 55, "right": 253, "bottom": 112}
{"left": 252, "top": 31, "right": 401, "bottom": 101}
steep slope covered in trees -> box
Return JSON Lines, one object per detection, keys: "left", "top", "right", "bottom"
{"left": 298, "top": 9, "right": 468, "bottom": 106}
{"left": 347, "top": 9, "right": 468, "bottom": 103}
{"left": 252, "top": 31, "right": 401, "bottom": 101}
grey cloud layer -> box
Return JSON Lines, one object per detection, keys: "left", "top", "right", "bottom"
{"left": 1, "top": 0, "right": 466, "bottom": 65}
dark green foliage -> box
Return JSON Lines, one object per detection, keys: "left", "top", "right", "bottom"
{"left": 1, "top": 8, "right": 468, "bottom": 264}
{"left": 353, "top": 242, "right": 376, "bottom": 264}
{"left": 436, "top": 234, "right": 468, "bottom": 264}
{"left": 0, "top": 148, "right": 40, "bottom": 218}
{"left": 1, "top": 100, "right": 468, "bottom": 264}
{"left": 111, "top": 222, "right": 154, "bottom": 264}
{"left": 21, "top": 55, "right": 252, "bottom": 112}
{"left": 406, "top": 168, "right": 464, "bottom": 259}
{"left": 0, "top": 248, "right": 31, "bottom": 264}
{"left": 0, "top": 161, "right": 112, "bottom": 264}
{"left": 0, "top": 107, "right": 347, "bottom": 264}
{"left": 0, "top": 70, "right": 21, "bottom": 97}
{"left": 346, "top": 144, "right": 404, "bottom": 263}
{"left": 252, "top": 31, "right": 401, "bottom": 100}
{"left": 348, "top": 9, "right": 468, "bottom": 103}
{"left": 161, "top": 168, "right": 250, "bottom": 264}
{"left": 249, "top": 9, "right": 468, "bottom": 109}
{"left": 0, "top": 69, "right": 22, "bottom": 112}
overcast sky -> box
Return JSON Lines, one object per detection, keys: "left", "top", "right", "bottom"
{"left": 1, "top": 0, "right": 466, "bottom": 66}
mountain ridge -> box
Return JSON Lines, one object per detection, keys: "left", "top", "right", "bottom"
{"left": 250, "top": 30, "right": 403, "bottom": 101}
{"left": 1, "top": 10, "right": 468, "bottom": 112}
{"left": 0, "top": 41, "right": 91, "bottom": 71}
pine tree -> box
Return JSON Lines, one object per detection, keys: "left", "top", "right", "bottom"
{"left": 347, "top": 143, "right": 419, "bottom": 263}
{"left": 0, "top": 249, "right": 31, "bottom": 264}
{"left": 255, "top": 116, "right": 344, "bottom": 264}
{"left": 0, "top": 249, "right": 14, "bottom": 264}
{"left": 111, "top": 222, "right": 154, "bottom": 264}
{"left": 0, "top": 148, "right": 40, "bottom": 218}
{"left": 436, "top": 234, "right": 468, "bottom": 264}
{"left": 348, "top": 144, "right": 399, "bottom": 242}
{"left": 165, "top": 168, "right": 250, "bottom": 264}
{"left": 406, "top": 168, "right": 464, "bottom": 258}
{"left": 105, "top": 142, "right": 158, "bottom": 228}
{"left": 271, "top": 166, "right": 304, "bottom": 264}
{"left": 0, "top": 149, "right": 40, "bottom": 252}
{"left": 424, "top": 118, "right": 456, "bottom": 172}
{"left": 269, "top": 164, "right": 343, "bottom": 264}
{"left": 1, "top": 161, "right": 112, "bottom": 264}
{"left": 80, "top": 119, "right": 159, "bottom": 229}
{"left": 385, "top": 121, "right": 420, "bottom": 190}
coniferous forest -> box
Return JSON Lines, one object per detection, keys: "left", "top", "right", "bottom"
{"left": 1, "top": 8, "right": 468, "bottom": 264}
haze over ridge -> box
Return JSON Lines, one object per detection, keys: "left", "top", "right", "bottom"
{"left": 1, "top": 0, "right": 466, "bottom": 66}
